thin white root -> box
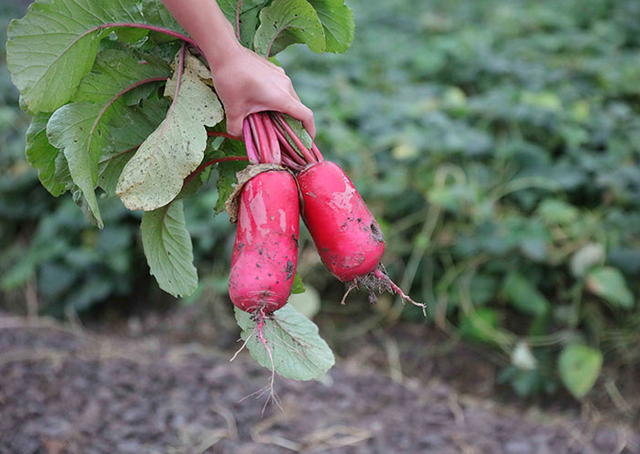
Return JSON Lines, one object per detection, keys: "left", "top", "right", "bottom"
{"left": 230, "top": 325, "right": 257, "bottom": 362}
{"left": 374, "top": 269, "right": 427, "bottom": 317}
{"left": 340, "top": 282, "right": 358, "bottom": 305}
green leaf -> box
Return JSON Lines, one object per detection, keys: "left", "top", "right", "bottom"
{"left": 218, "top": 0, "right": 269, "bottom": 49}
{"left": 503, "top": 272, "right": 550, "bottom": 316}
{"left": 116, "top": 52, "right": 224, "bottom": 211}
{"left": 115, "top": 27, "right": 150, "bottom": 43}
{"left": 291, "top": 273, "right": 306, "bottom": 294}
{"left": 215, "top": 161, "right": 247, "bottom": 214}
{"left": 99, "top": 99, "right": 170, "bottom": 197}
{"left": 234, "top": 305, "right": 335, "bottom": 380}
{"left": 558, "top": 344, "right": 602, "bottom": 398}
{"left": 141, "top": 0, "right": 183, "bottom": 31}
{"left": 459, "top": 308, "right": 500, "bottom": 344}
{"left": 46, "top": 48, "right": 170, "bottom": 226}
{"left": 6, "top": 0, "right": 181, "bottom": 113}
{"left": 72, "top": 48, "right": 170, "bottom": 103}
{"left": 586, "top": 266, "right": 634, "bottom": 309}
{"left": 25, "top": 113, "right": 66, "bottom": 196}
{"left": 211, "top": 139, "right": 249, "bottom": 214}
{"left": 140, "top": 200, "right": 198, "bottom": 297}
{"left": 254, "top": 0, "right": 326, "bottom": 57}
{"left": 281, "top": 114, "right": 313, "bottom": 149}
{"left": 308, "top": 0, "right": 355, "bottom": 53}
{"left": 47, "top": 102, "right": 112, "bottom": 228}
{"left": 570, "top": 243, "right": 605, "bottom": 278}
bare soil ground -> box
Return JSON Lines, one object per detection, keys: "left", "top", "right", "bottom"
{"left": 1, "top": 312, "right": 639, "bottom": 454}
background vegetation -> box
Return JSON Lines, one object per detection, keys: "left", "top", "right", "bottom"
{"left": 2, "top": 0, "right": 639, "bottom": 400}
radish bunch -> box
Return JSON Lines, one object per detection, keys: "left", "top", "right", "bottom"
{"left": 228, "top": 112, "right": 425, "bottom": 319}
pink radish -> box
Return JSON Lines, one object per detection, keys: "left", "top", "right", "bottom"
{"left": 270, "top": 113, "right": 425, "bottom": 314}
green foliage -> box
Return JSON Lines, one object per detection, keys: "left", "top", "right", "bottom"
{"left": 3, "top": 0, "right": 354, "bottom": 379}
{"left": 234, "top": 305, "right": 335, "bottom": 380}
{"left": 5, "top": 0, "right": 354, "bottom": 302}
{"left": 116, "top": 52, "right": 223, "bottom": 211}
{"left": 559, "top": 345, "right": 603, "bottom": 398}
{"left": 140, "top": 200, "right": 198, "bottom": 298}
{"left": 6, "top": 0, "right": 183, "bottom": 113}
{"left": 254, "top": 0, "right": 326, "bottom": 57}
{"left": 280, "top": 0, "right": 640, "bottom": 396}
{"left": 3, "top": 0, "right": 639, "bottom": 392}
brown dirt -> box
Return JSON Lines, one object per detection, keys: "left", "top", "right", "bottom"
{"left": 1, "top": 315, "right": 639, "bottom": 454}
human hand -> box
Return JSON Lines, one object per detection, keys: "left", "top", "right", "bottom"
{"left": 208, "top": 45, "right": 315, "bottom": 139}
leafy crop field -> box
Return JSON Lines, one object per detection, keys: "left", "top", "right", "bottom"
{"left": 1, "top": 0, "right": 639, "bottom": 405}
{"left": 281, "top": 0, "right": 640, "bottom": 399}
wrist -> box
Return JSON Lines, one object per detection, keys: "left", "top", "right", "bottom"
{"left": 202, "top": 31, "right": 244, "bottom": 73}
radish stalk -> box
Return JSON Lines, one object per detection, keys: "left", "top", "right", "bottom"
{"left": 262, "top": 113, "right": 281, "bottom": 164}
{"left": 273, "top": 124, "right": 306, "bottom": 166}
{"left": 243, "top": 119, "right": 260, "bottom": 164}
{"left": 252, "top": 113, "right": 272, "bottom": 163}
{"left": 247, "top": 115, "right": 262, "bottom": 161}
{"left": 273, "top": 113, "right": 316, "bottom": 163}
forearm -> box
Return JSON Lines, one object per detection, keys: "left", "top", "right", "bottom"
{"left": 160, "top": 0, "right": 241, "bottom": 71}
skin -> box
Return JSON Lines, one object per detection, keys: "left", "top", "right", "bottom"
{"left": 229, "top": 171, "right": 300, "bottom": 313}
{"left": 298, "top": 161, "right": 385, "bottom": 282}
{"left": 161, "top": 0, "right": 315, "bottom": 139}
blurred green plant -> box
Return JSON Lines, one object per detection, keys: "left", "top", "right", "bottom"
{"left": 2, "top": 0, "right": 640, "bottom": 398}
{"left": 281, "top": 0, "right": 640, "bottom": 398}
{"left": 0, "top": 0, "right": 237, "bottom": 315}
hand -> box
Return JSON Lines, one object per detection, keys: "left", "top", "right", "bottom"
{"left": 208, "top": 45, "right": 315, "bottom": 139}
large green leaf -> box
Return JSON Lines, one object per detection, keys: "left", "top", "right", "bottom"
{"left": 253, "top": 0, "right": 326, "bottom": 57}
{"left": 47, "top": 102, "right": 113, "bottom": 228}
{"left": 140, "top": 200, "right": 198, "bottom": 297}
{"left": 46, "top": 48, "right": 171, "bottom": 227}
{"left": 25, "top": 113, "right": 66, "bottom": 196}
{"left": 99, "top": 99, "right": 170, "bottom": 197}
{"left": 308, "top": 0, "right": 354, "bottom": 53}
{"left": 586, "top": 266, "right": 634, "bottom": 309}
{"left": 218, "top": 0, "right": 269, "bottom": 49}
{"left": 72, "top": 49, "right": 170, "bottom": 103}
{"left": 116, "top": 52, "right": 224, "bottom": 211}
{"left": 558, "top": 344, "right": 602, "bottom": 398}
{"left": 234, "top": 305, "right": 335, "bottom": 380}
{"left": 6, "top": 0, "right": 182, "bottom": 113}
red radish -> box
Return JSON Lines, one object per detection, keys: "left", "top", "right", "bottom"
{"left": 228, "top": 169, "right": 299, "bottom": 314}
{"left": 298, "top": 160, "right": 384, "bottom": 282}
{"left": 269, "top": 113, "right": 425, "bottom": 314}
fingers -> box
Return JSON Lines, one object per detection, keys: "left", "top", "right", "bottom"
{"left": 226, "top": 114, "right": 244, "bottom": 138}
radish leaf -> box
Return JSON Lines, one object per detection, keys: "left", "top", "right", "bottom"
{"left": 116, "top": 52, "right": 223, "bottom": 211}
{"left": 254, "top": 0, "right": 326, "bottom": 57}
{"left": 141, "top": 200, "right": 198, "bottom": 297}
{"left": 308, "top": 0, "right": 355, "bottom": 53}
{"left": 218, "top": 0, "right": 269, "bottom": 49}
{"left": 6, "top": 0, "right": 182, "bottom": 113}
{"left": 46, "top": 48, "right": 171, "bottom": 228}
{"left": 99, "top": 99, "right": 170, "bottom": 197}
{"left": 235, "top": 305, "right": 335, "bottom": 380}
{"left": 26, "top": 113, "right": 66, "bottom": 197}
